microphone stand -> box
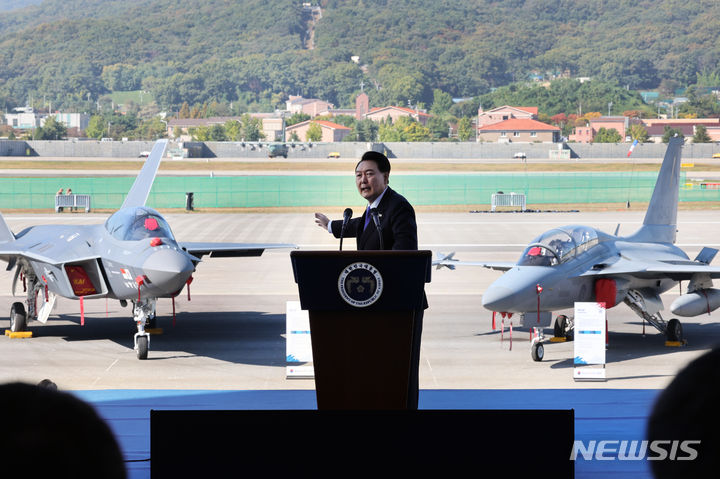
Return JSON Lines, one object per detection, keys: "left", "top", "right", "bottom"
{"left": 370, "top": 208, "right": 384, "bottom": 250}
{"left": 339, "top": 208, "right": 352, "bottom": 251}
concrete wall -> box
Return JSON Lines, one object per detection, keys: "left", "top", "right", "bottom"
{"left": 2, "top": 139, "right": 720, "bottom": 160}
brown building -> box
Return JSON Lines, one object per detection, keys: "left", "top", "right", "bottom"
{"left": 570, "top": 117, "right": 720, "bottom": 143}
{"left": 477, "top": 105, "right": 538, "bottom": 129}
{"left": 285, "top": 119, "right": 351, "bottom": 142}
{"left": 286, "top": 96, "right": 335, "bottom": 117}
{"left": 364, "top": 106, "right": 430, "bottom": 126}
{"left": 355, "top": 92, "right": 369, "bottom": 120}
{"left": 166, "top": 115, "right": 283, "bottom": 141}
{"left": 477, "top": 118, "right": 560, "bottom": 143}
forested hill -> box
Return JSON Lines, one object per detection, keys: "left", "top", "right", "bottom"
{"left": 1, "top": 0, "right": 719, "bottom": 113}
{"left": 0, "top": 0, "right": 41, "bottom": 12}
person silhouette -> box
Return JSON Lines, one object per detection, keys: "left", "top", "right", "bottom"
{"left": 0, "top": 381, "right": 126, "bottom": 478}
{"left": 646, "top": 347, "right": 719, "bottom": 478}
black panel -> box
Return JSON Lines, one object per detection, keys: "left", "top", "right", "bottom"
{"left": 151, "top": 409, "right": 574, "bottom": 478}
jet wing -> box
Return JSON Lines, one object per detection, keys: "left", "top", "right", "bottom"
{"left": 0, "top": 241, "right": 100, "bottom": 267}
{"left": 179, "top": 242, "right": 296, "bottom": 259}
{"left": 580, "top": 258, "right": 720, "bottom": 280}
{"left": 449, "top": 260, "right": 515, "bottom": 271}
{"left": 433, "top": 253, "right": 515, "bottom": 271}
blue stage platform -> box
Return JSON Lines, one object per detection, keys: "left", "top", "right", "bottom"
{"left": 75, "top": 388, "right": 661, "bottom": 479}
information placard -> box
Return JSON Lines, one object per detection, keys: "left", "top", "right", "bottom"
{"left": 573, "top": 302, "right": 606, "bottom": 381}
{"left": 285, "top": 301, "right": 314, "bottom": 379}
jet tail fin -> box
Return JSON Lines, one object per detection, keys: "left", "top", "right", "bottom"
{"left": 0, "top": 211, "right": 14, "bottom": 243}
{"left": 121, "top": 139, "right": 169, "bottom": 209}
{"left": 626, "top": 136, "right": 683, "bottom": 244}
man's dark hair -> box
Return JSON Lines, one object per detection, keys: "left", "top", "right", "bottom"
{"left": 356, "top": 151, "right": 391, "bottom": 174}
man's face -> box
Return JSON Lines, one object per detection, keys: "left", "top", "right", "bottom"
{"left": 355, "top": 160, "right": 388, "bottom": 203}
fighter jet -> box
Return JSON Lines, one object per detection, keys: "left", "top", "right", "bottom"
{"left": 0, "top": 140, "right": 294, "bottom": 359}
{"left": 437, "top": 137, "right": 720, "bottom": 361}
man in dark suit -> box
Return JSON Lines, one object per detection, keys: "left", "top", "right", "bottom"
{"left": 314, "top": 150, "right": 426, "bottom": 409}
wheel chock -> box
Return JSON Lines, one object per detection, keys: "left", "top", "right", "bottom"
{"left": 550, "top": 336, "right": 567, "bottom": 343}
{"left": 665, "top": 340, "right": 687, "bottom": 347}
{"left": 4, "top": 330, "right": 33, "bottom": 338}
{"left": 145, "top": 328, "right": 163, "bottom": 335}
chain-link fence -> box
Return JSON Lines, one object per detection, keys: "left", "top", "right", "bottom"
{"left": 1, "top": 171, "right": 714, "bottom": 210}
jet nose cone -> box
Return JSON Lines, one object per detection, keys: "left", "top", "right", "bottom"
{"left": 142, "top": 249, "right": 194, "bottom": 293}
{"left": 482, "top": 285, "right": 516, "bottom": 312}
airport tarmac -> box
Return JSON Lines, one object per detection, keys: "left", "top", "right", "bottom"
{"left": 1, "top": 209, "right": 720, "bottom": 391}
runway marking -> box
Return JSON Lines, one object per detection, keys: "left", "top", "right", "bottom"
{"left": 91, "top": 358, "right": 119, "bottom": 387}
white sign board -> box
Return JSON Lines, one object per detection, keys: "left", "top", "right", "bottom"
{"left": 573, "top": 302, "right": 606, "bottom": 381}
{"left": 285, "top": 301, "right": 314, "bottom": 379}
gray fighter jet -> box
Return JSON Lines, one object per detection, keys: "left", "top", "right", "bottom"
{"left": 437, "top": 137, "right": 720, "bottom": 360}
{"left": 0, "top": 140, "right": 294, "bottom": 359}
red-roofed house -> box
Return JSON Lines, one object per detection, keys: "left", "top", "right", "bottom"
{"left": 285, "top": 119, "right": 351, "bottom": 142}
{"left": 642, "top": 118, "right": 720, "bottom": 143}
{"left": 477, "top": 105, "right": 538, "bottom": 129}
{"left": 477, "top": 118, "right": 560, "bottom": 143}
{"left": 364, "top": 106, "right": 431, "bottom": 126}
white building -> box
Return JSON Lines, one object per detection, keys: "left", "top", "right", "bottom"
{"left": 4, "top": 108, "right": 41, "bottom": 129}
{"left": 50, "top": 112, "right": 90, "bottom": 131}
{"left": 4, "top": 108, "right": 89, "bottom": 131}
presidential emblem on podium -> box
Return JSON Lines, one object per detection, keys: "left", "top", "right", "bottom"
{"left": 338, "top": 262, "right": 383, "bottom": 307}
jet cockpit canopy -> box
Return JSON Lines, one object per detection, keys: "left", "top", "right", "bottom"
{"left": 518, "top": 225, "right": 599, "bottom": 266}
{"left": 105, "top": 206, "right": 175, "bottom": 241}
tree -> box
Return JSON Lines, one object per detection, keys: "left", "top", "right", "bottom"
{"left": 402, "top": 121, "right": 431, "bottom": 141}
{"left": 306, "top": 122, "right": 322, "bottom": 142}
{"left": 457, "top": 117, "right": 473, "bottom": 141}
{"left": 178, "top": 102, "right": 191, "bottom": 119}
{"left": 430, "top": 89, "right": 453, "bottom": 116}
{"left": 241, "top": 114, "right": 265, "bottom": 141}
{"left": 35, "top": 117, "right": 67, "bottom": 140}
{"left": 693, "top": 124, "right": 711, "bottom": 143}
{"left": 285, "top": 112, "right": 310, "bottom": 126}
{"left": 593, "top": 127, "right": 622, "bottom": 143}
{"left": 135, "top": 117, "right": 167, "bottom": 140}
{"left": 208, "top": 124, "right": 227, "bottom": 141}
{"left": 378, "top": 119, "right": 403, "bottom": 142}
{"left": 662, "top": 125, "right": 684, "bottom": 143}
{"left": 628, "top": 123, "right": 649, "bottom": 143}
{"left": 224, "top": 120, "right": 243, "bottom": 141}
{"left": 85, "top": 115, "right": 106, "bottom": 139}
{"left": 426, "top": 116, "right": 449, "bottom": 140}
{"left": 355, "top": 119, "right": 378, "bottom": 142}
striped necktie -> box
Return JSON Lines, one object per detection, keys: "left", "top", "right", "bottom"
{"left": 364, "top": 205, "right": 371, "bottom": 229}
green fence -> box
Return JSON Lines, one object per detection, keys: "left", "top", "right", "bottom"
{"left": 1, "top": 172, "right": 716, "bottom": 210}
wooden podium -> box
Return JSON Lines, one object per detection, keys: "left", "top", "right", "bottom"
{"left": 290, "top": 250, "right": 431, "bottom": 409}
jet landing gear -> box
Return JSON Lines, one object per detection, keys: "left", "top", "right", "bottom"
{"left": 132, "top": 298, "right": 156, "bottom": 360}
{"left": 666, "top": 318, "right": 683, "bottom": 343}
{"left": 553, "top": 314, "right": 574, "bottom": 341}
{"left": 9, "top": 302, "right": 27, "bottom": 333}
{"left": 8, "top": 269, "right": 44, "bottom": 333}
{"left": 530, "top": 315, "right": 575, "bottom": 362}
{"left": 530, "top": 330, "right": 545, "bottom": 361}
{"left": 624, "top": 290, "right": 685, "bottom": 344}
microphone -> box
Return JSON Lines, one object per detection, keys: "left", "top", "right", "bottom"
{"left": 370, "top": 208, "right": 384, "bottom": 249}
{"left": 339, "top": 208, "right": 352, "bottom": 251}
